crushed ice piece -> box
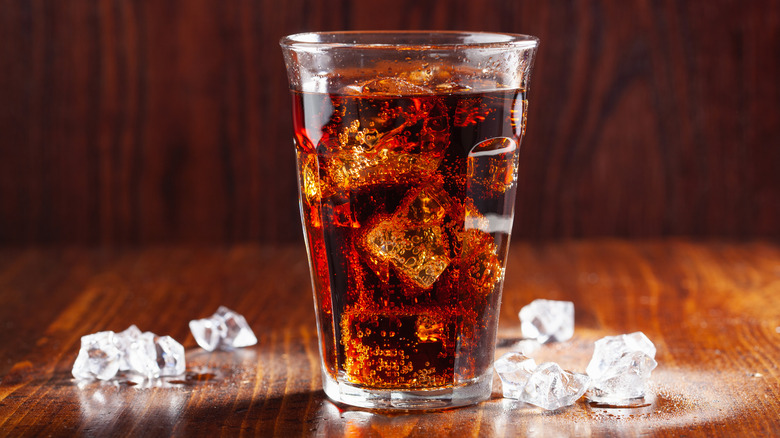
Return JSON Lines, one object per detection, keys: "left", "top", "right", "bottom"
{"left": 494, "top": 352, "right": 589, "bottom": 410}
{"left": 72, "top": 331, "right": 122, "bottom": 381}
{"left": 189, "top": 306, "right": 258, "bottom": 352}
{"left": 586, "top": 332, "right": 658, "bottom": 404}
{"left": 494, "top": 352, "right": 537, "bottom": 398}
{"left": 154, "top": 335, "right": 186, "bottom": 376}
{"left": 512, "top": 339, "right": 542, "bottom": 356}
{"left": 519, "top": 299, "right": 574, "bottom": 343}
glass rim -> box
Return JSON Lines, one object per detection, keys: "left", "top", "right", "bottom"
{"left": 279, "top": 30, "right": 539, "bottom": 51}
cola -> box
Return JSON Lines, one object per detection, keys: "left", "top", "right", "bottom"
{"left": 294, "top": 79, "right": 526, "bottom": 390}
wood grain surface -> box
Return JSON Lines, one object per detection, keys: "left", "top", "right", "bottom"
{"left": 1, "top": 241, "right": 778, "bottom": 436}
{"left": 1, "top": 1, "right": 779, "bottom": 245}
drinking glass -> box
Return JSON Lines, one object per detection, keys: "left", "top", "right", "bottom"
{"left": 280, "top": 31, "right": 538, "bottom": 409}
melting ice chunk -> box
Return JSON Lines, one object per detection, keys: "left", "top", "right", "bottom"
{"left": 586, "top": 332, "right": 657, "bottom": 404}
{"left": 519, "top": 299, "right": 574, "bottom": 343}
{"left": 494, "top": 352, "right": 589, "bottom": 411}
{"left": 72, "top": 331, "right": 122, "bottom": 381}
{"left": 189, "top": 306, "right": 258, "bottom": 352}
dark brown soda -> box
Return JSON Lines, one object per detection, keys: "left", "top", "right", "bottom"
{"left": 293, "top": 86, "right": 526, "bottom": 389}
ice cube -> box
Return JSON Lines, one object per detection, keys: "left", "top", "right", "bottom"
{"left": 494, "top": 352, "right": 537, "bottom": 398}
{"left": 154, "top": 335, "right": 186, "bottom": 376}
{"left": 495, "top": 352, "right": 589, "bottom": 410}
{"left": 366, "top": 221, "right": 450, "bottom": 288}
{"left": 322, "top": 145, "right": 442, "bottom": 191}
{"left": 520, "top": 362, "right": 590, "bottom": 411}
{"left": 586, "top": 332, "right": 657, "bottom": 404}
{"left": 364, "top": 185, "right": 454, "bottom": 289}
{"left": 189, "top": 317, "right": 222, "bottom": 352}
{"left": 460, "top": 229, "right": 503, "bottom": 297}
{"left": 115, "top": 325, "right": 159, "bottom": 378}
{"left": 72, "top": 331, "right": 122, "bottom": 381}
{"left": 404, "top": 186, "right": 449, "bottom": 225}
{"left": 115, "top": 325, "right": 143, "bottom": 371}
{"left": 467, "top": 137, "right": 519, "bottom": 194}
{"left": 416, "top": 316, "right": 445, "bottom": 343}
{"left": 341, "top": 309, "right": 456, "bottom": 387}
{"left": 317, "top": 95, "right": 448, "bottom": 191}
{"left": 189, "top": 306, "right": 258, "bottom": 352}
{"left": 297, "top": 151, "right": 322, "bottom": 205}
{"left": 324, "top": 196, "right": 359, "bottom": 228}
{"left": 73, "top": 327, "right": 187, "bottom": 381}
{"left": 215, "top": 306, "right": 258, "bottom": 348}
{"left": 361, "top": 77, "right": 432, "bottom": 95}
{"left": 519, "top": 299, "right": 575, "bottom": 343}
{"left": 399, "top": 68, "right": 435, "bottom": 86}
{"left": 433, "top": 82, "right": 472, "bottom": 93}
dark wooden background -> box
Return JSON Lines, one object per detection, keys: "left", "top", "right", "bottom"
{"left": 1, "top": 0, "right": 778, "bottom": 245}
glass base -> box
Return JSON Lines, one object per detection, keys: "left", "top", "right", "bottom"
{"left": 321, "top": 370, "right": 493, "bottom": 410}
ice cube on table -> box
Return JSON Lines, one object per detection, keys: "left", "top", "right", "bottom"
{"left": 586, "top": 331, "right": 657, "bottom": 404}
{"left": 494, "top": 352, "right": 538, "bottom": 398}
{"left": 188, "top": 316, "right": 222, "bottom": 352}
{"left": 154, "top": 335, "right": 186, "bottom": 376}
{"left": 189, "top": 306, "right": 258, "bottom": 352}
{"left": 216, "top": 307, "right": 258, "bottom": 348}
{"left": 521, "top": 362, "right": 590, "bottom": 411}
{"left": 115, "top": 325, "right": 143, "bottom": 371}
{"left": 72, "top": 331, "right": 122, "bottom": 381}
{"left": 73, "top": 326, "right": 187, "bottom": 381}
{"left": 116, "top": 325, "right": 159, "bottom": 378}
{"left": 494, "top": 352, "right": 589, "bottom": 411}
{"left": 519, "top": 299, "right": 574, "bottom": 343}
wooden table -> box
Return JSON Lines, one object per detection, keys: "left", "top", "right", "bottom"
{"left": 1, "top": 240, "right": 779, "bottom": 436}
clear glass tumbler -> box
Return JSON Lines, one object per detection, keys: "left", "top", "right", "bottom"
{"left": 280, "top": 31, "right": 538, "bottom": 409}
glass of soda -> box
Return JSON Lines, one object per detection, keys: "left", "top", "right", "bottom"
{"left": 280, "top": 31, "right": 538, "bottom": 410}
